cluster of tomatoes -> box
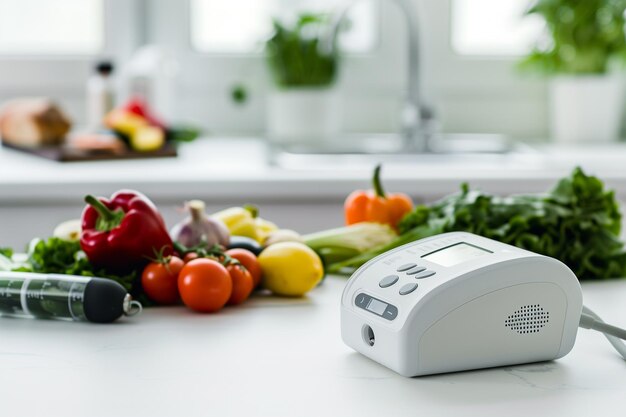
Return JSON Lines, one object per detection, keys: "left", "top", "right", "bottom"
{"left": 140, "top": 247, "right": 261, "bottom": 313}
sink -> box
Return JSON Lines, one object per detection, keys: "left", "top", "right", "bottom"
{"left": 269, "top": 133, "right": 543, "bottom": 170}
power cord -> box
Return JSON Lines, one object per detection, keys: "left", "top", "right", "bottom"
{"left": 579, "top": 306, "right": 626, "bottom": 360}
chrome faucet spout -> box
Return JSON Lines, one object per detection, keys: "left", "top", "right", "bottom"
{"left": 324, "top": 0, "right": 434, "bottom": 153}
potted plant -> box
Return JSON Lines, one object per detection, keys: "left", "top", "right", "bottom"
{"left": 520, "top": 0, "right": 626, "bottom": 143}
{"left": 265, "top": 13, "right": 340, "bottom": 144}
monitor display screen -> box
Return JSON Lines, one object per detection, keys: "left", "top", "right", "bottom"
{"left": 422, "top": 242, "right": 492, "bottom": 267}
{"left": 366, "top": 298, "right": 388, "bottom": 315}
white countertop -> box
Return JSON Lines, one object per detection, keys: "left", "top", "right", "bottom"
{"left": 4, "top": 138, "right": 626, "bottom": 202}
{"left": 2, "top": 276, "right": 626, "bottom": 417}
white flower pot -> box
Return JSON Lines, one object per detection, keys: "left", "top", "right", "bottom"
{"left": 549, "top": 75, "right": 625, "bottom": 143}
{"left": 267, "top": 88, "right": 341, "bottom": 144}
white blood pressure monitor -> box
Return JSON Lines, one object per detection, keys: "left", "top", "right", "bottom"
{"left": 340, "top": 232, "right": 583, "bottom": 377}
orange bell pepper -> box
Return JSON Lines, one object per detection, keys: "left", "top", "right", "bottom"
{"left": 344, "top": 165, "right": 414, "bottom": 229}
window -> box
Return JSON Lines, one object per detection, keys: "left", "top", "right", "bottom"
{"left": 0, "top": 0, "right": 549, "bottom": 137}
{"left": 190, "top": 0, "right": 378, "bottom": 54}
{"left": 451, "top": 0, "right": 544, "bottom": 56}
{"left": 0, "top": 0, "right": 104, "bottom": 55}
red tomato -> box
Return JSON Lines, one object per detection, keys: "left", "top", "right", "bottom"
{"left": 225, "top": 249, "right": 262, "bottom": 287}
{"left": 183, "top": 252, "right": 199, "bottom": 263}
{"left": 178, "top": 258, "right": 232, "bottom": 313}
{"left": 227, "top": 264, "right": 254, "bottom": 305}
{"left": 141, "top": 256, "right": 184, "bottom": 305}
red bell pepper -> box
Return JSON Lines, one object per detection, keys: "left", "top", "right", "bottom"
{"left": 80, "top": 190, "right": 173, "bottom": 272}
{"left": 123, "top": 97, "right": 167, "bottom": 130}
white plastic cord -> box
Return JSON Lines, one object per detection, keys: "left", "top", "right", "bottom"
{"left": 579, "top": 306, "right": 626, "bottom": 360}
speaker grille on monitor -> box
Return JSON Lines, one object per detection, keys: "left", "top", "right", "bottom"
{"left": 505, "top": 304, "right": 549, "bottom": 334}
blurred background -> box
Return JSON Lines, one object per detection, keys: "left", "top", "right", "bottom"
{"left": 0, "top": 0, "right": 550, "bottom": 136}
{"left": 1, "top": 0, "right": 626, "bottom": 247}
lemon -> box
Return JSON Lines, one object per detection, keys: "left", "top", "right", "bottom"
{"left": 131, "top": 125, "right": 165, "bottom": 152}
{"left": 105, "top": 109, "right": 148, "bottom": 135}
{"left": 258, "top": 242, "right": 324, "bottom": 297}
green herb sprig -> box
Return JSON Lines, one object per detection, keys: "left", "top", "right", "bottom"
{"left": 18, "top": 238, "right": 138, "bottom": 293}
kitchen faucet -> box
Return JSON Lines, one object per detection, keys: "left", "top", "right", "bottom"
{"left": 325, "top": 0, "right": 435, "bottom": 152}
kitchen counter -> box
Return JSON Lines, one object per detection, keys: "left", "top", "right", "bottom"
{"left": 3, "top": 137, "right": 626, "bottom": 203}
{"left": 1, "top": 276, "right": 626, "bottom": 417}
{"left": 4, "top": 136, "right": 626, "bottom": 247}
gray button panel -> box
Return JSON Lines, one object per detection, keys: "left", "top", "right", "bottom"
{"left": 383, "top": 305, "right": 398, "bottom": 320}
{"left": 355, "top": 293, "right": 369, "bottom": 308}
{"left": 413, "top": 270, "right": 436, "bottom": 279}
{"left": 397, "top": 263, "right": 417, "bottom": 272}
{"left": 399, "top": 283, "right": 419, "bottom": 295}
{"left": 379, "top": 275, "right": 399, "bottom": 288}
{"left": 406, "top": 266, "right": 427, "bottom": 275}
{"left": 354, "top": 293, "right": 398, "bottom": 321}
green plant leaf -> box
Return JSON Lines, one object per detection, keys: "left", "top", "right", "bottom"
{"left": 520, "top": 0, "right": 626, "bottom": 75}
{"left": 265, "top": 12, "right": 338, "bottom": 87}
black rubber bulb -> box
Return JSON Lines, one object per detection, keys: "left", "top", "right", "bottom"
{"left": 83, "top": 278, "right": 128, "bottom": 323}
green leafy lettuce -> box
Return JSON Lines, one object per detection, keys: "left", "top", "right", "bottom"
{"left": 329, "top": 168, "right": 626, "bottom": 280}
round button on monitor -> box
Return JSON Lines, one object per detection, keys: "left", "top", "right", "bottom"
{"left": 399, "top": 282, "right": 418, "bottom": 295}
{"left": 397, "top": 263, "right": 417, "bottom": 272}
{"left": 413, "top": 270, "right": 436, "bottom": 279}
{"left": 406, "top": 266, "right": 427, "bottom": 275}
{"left": 379, "top": 275, "right": 399, "bottom": 288}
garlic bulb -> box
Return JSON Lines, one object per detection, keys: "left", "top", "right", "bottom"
{"left": 170, "top": 200, "right": 230, "bottom": 248}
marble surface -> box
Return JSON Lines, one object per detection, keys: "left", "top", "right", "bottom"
{"left": 1, "top": 276, "right": 626, "bottom": 417}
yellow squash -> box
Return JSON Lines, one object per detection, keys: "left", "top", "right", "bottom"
{"left": 212, "top": 206, "right": 279, "bottom": 243}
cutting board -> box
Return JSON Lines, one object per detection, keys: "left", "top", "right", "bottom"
{"left": 1, "top": 141, "right": 178, "bottom": 162}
